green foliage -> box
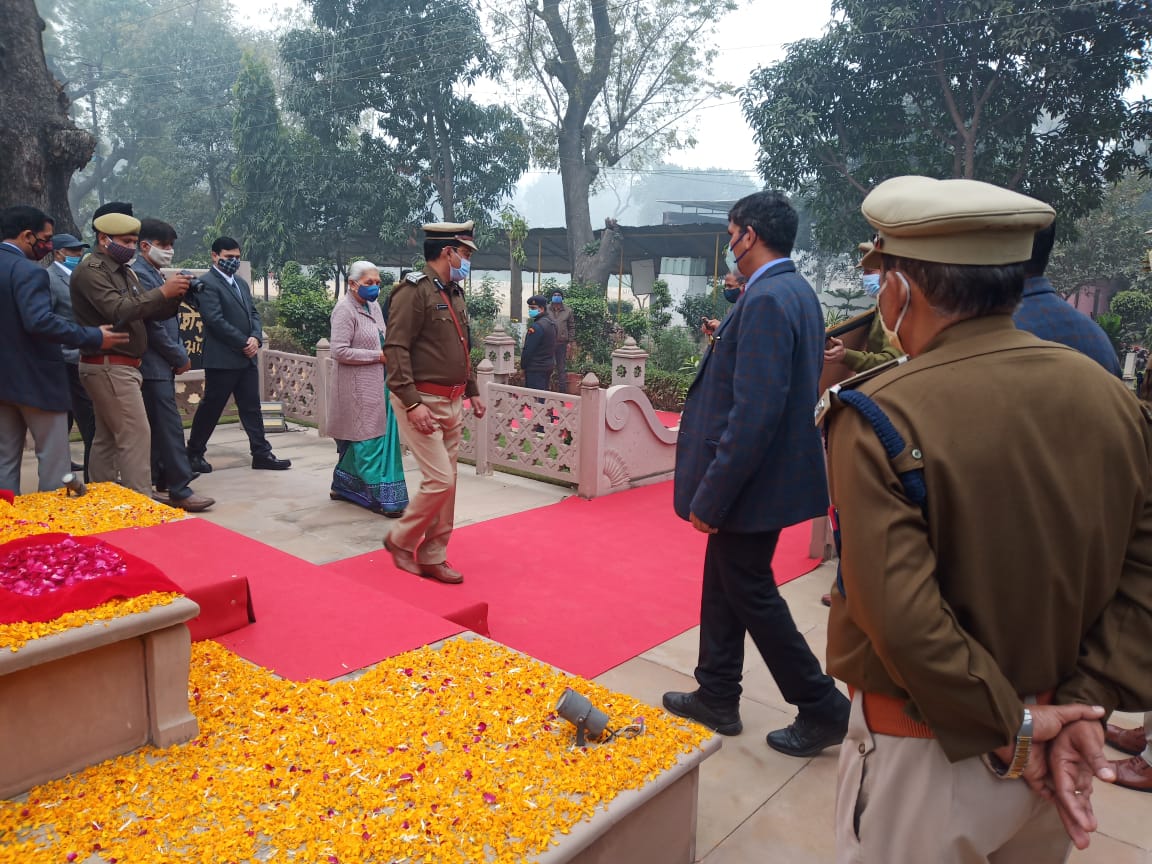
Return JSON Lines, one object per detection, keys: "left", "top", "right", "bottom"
{"left": 275, "top": 262, "right": 334, "bottom": 354}
{"left": 564, "top": 280, "right": 615, "bottom": 365}
{"left": 1109, "top": 291, "right": 1152, "bottom": 340}
{"left": 264, "top": 325, "right": 307, "bottom": 355}
{"left": 280, "top": 0, "right": 527, "bottom": 223}
{"left": 607, "top": 300, "right": 634, "bottom": 315}
{"left": 648, "top": 278, "right": 673, "bottom": 336}
{"left": 467, "top": 277, "right": 502, "bottom": 330}
{"left": 651, "top": 326, "right": 701, "bottom": 374}
{"left": 255, "top": 299, "right": 279, "bottom": 328}
{"left": 618, "top": 311, "right": 649, "bottom": 340}
{"left": 675, "top": 291, "right": 728, "bottom": 343}
{"left": 643, "top": 369, "right": 692, "bottom": 412}
{"left": 1048, "top": 173, "right": 1152, "bottom": 295}
{"left": 742, "top": 0, "right": 1152, "bottom": 251}
{"left": 1096, "top": 313, "right": 1124, "bottom": 356}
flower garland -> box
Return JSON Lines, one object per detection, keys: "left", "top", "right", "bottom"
{"left": 0, "top": 592, "right": 183, "bottom": 653}
{"left": 0, "top": 483, "right": 184, "bottom": 546}
{"left": 0, "top": 639, "right": 711, "bottom": 863}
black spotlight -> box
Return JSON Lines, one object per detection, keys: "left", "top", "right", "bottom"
{"left": 555, "top": 688, "right": 610, "bottom": 746}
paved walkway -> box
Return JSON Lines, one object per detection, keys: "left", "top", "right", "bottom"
{"left": 21, "top": 425, "right": 1151, "bottom": 862}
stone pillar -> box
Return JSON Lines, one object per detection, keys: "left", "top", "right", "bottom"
{"left": 612, "top": 337, "right": 650, "bottom": 388}
{"left": 577, "top": 373, "right": 606, "bottom": 499}
{"left": 484, "top": 327, "right": 517, "bottom": 384}
{"left": 475, "top": 359, "right": 494, "bottom": 476}
{"left": 315, "top": 337, "right": 331, "bottom": 438}
{"left": 144, "top": 623, "right": 198, "bottom": 748}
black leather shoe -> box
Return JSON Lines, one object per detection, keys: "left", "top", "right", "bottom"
{"left": 188, "top": 455, "right": 213, "bottom": 474}
{"left": 661, "top": 690, "right": 743, "bottom": 736}
{"left": 252, "top": 454, "right": 291, "bottom": 470}
{"left": 70, "top": 461, "right": 84, "bottom": 472}
{"left": 766, "top": 697, "right": 850, "bottom": 757}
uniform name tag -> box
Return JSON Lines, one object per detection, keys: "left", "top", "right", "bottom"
{"left": 436, "top": 304, "right": 449, "bottom": 310}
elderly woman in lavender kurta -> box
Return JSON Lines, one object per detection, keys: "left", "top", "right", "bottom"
{"left": 327, "top": 260, "right": 408, "bottom": 515}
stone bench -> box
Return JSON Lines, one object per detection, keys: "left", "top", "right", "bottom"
{"left": 0, "top": 597, "right": 200, "bottom": 799}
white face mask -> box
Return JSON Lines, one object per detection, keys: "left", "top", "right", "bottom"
{"left": 145, "top": 243, "right": 175, "bottom": 268}
{"left": 877, "top": 271, "right": 911, "bottom": 354}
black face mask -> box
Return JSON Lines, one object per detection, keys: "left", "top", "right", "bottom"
{"left": 216, "top": 256, "right": 241, "bottom": 276}
{"left": 28, "top": 235, "right": 53, "bottom": 260}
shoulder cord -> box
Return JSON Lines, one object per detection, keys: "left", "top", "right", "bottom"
{"left": 829, "top": 390, "right": 926, "bottom": 599}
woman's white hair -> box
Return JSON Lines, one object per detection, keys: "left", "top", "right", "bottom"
{"left": 348, "top": 260, "right": 378, "bottom": 283}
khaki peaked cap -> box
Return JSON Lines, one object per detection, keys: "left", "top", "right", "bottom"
{"left": 92, "top": 212, "right": 141, "bottom": 235}
{"left": 422, "top": 220, "right": 477, "bottom": 250}
{"left": 859, "top": 177, "right": 1054, "bottom": 268}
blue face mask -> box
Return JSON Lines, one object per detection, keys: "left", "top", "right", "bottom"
{"left": 551, "top": 294, "right": 562, "bottom": 304}
{"left": 450, "top": 254, "right": 471, "bottom": 283}
{"left": 528, "top": 308, "right": 541, "bottom": 319}
{"left": 357, "top": 283, "right": 380, "bottom": 302}
{"left": 63, "top": 255, "right": 82, "bottom": 270}
{"left": 723, "top": 285, "right": 742, "bottom": 303}
{"left": 728, "top": 230, "right": 749, "bottom": 271}
{"left": 861, "top": 273, "right": 881, "bottom": 297}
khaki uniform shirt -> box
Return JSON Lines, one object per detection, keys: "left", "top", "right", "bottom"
{"left": 825, "top": 316, "right": 1152, "bottom": 762}
{"left": 69, "top": 250, "right": 182, "bottom": 359}
{"left": 384, "top": 266, "right": 477, "bottom": 407}
{"left": 843, "top": 310, "right": 901, "bottom": 373}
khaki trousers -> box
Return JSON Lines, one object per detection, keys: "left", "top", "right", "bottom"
{"left": 836, "top": 692, "right": 1070, "bottom": 864}
{"left": 387, "top": 393, "right": 462, "bottom": 564}
{"left": 79, "top": 361, "right": 152, "bottom": 496}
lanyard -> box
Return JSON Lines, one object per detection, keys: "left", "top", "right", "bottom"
{"left": 432, "top": 278, "right": 470, "bottom": 380}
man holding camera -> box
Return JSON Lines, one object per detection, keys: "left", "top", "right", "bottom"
{"left": 131, "top": 218, "right": 214, "bottom": 512}
{"left": 70, "top": 202, "right": 189, "bottom": 496}
{"left": 186, "top": 237, "right": 290, "bottom": 473}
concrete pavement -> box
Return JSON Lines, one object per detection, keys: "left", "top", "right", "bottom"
{"left": 19, "top": 424, "right": 1151, "bottom": 862}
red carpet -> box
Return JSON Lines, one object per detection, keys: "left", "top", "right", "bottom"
{"left": 325, "top": 482, "right": 821, "bottom": 678}
{"left": 98, "top": 520, "right": 463, "bottom": 680}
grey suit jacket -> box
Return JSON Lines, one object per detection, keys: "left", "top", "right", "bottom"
{"left": 46, "top": 262, "right": 81, "bottom": 364}
{"left": 196, "top": 267, "right": 262, "bottom": 370}
{"left": 131, "top": 258, "right": 190, "bottom": 381}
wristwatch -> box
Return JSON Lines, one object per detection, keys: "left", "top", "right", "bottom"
{"left": 983, "top": 708, "right": 1033, "bottom": 779}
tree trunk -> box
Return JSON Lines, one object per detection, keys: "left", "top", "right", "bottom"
{"left": 558, "top": 123, "right": 620, "bottom": 289}
{"left": 509, "top": 251, "right": 523, "bottom": 321}
{"left": 0, "top": 0, "right": 96, "bottom": 235}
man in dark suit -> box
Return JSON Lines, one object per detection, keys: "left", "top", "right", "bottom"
{"left": 132, "top": 218, "right": 214, "bottom": 511}
{"left": 46, "top": 232, "right": 96, "bottom": 477}
{"left": 663, "top": 191, "right": 850, "bottom": 757}
{"left": 186, "top": 236, "right": 290, "bottom": 472}
{"left": 0, "top": 206, "right": 126, "bottom": 492}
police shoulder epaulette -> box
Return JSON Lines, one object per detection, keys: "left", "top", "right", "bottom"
{"left": 405, "top": 270, "right": 426, "bottom": 285}
{"left": 88, "top": 257, "right": 105, "bottom": 269}
{"left": 815, "top": 355, "right": 908, "bottom": 426}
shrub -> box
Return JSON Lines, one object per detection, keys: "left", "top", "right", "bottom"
{"left": 564, "top": 279, "right": 615, "bottom": 366}
{"left": 651, "top": 326, "right": 700, "bottom": 374}
{"left": 276, "top": 261, "right": 334, "bottom": 355}
{"left": 264, "top": 325, "right": 306, "bottom": 355}
{"left": 618, "top": 310, "right": 649, "bottom": 340}
{"left": 644, "top": 369, "right": 691, "bottom": 411}
{"left": 255, "top": 298, "right": 279, "bottom": 327}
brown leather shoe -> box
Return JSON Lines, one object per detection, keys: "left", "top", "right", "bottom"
{"left": 383, "top": 536, "right": 423, "bottom": 576}
{"left": 170, "top": 493, "right": 215, "bottom": 512}
{"left": 420, "top": 562, "right": 464, "bottom": 584}
{"left": 1111, "top": 755, "right": 1152, "bottom": 792}
{"left": 1105, "top": 724, "right": 1148, "bottom": 756}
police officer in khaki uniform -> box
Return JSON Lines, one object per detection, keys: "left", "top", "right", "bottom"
{"left": 382, "top": 221, "right": 487, "bottom": 584}
{"left": 70, "top": 202, "right": 189, "bottom": 495}
{"left": 823, "top": 177, "right": 1152, "bottom": 862}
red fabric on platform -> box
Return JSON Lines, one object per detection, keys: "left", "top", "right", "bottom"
{"left": 0, "top": 533, "right": 182, "bottom": 625}
{"left": 98, "top": 520, "right": 464, "bottom": 680}
{"left": 326, "top": 481, "right": 822, "bottom": 678}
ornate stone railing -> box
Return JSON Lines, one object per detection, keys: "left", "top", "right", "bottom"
{"left": 472, "top": 380, "right": 581, "bottom": 482}
{"left": 260, "top": 348, "right": 324, "bottom": 427}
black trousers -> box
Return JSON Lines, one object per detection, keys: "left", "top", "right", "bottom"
{"left": 66, "top": 362, "right": 96, "bottom": 480}
{"left": 695, "top": 529, "right": 841, "bottom": 719}
{"left": 186, "top": 365, "right": 271, "bottom": 459}
{"left": 551, "top": 343, "right": 568, "bottom": 392}
{"left": 142, "top": 376, "right": 194, "bottom": 500}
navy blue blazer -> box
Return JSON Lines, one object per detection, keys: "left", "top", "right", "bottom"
{"left": 673, "top": 260, "right": 829, "bottom": 533}
{"left": 195, "top": 267, "right": 262, "bottom": 370}
{"left": 0, "top": 243, "right": 102, "bottom": 412}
